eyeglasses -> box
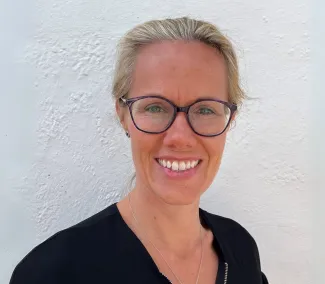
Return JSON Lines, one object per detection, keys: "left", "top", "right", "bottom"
{"left": 120, "top": 95, "right": 237, "bottom": 137}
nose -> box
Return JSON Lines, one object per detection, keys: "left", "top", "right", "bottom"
{"left": 163, "top": 112, "right": 198, "bottom": 149}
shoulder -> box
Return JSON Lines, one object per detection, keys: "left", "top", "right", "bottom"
{"left": 201, "top": 208, "right": 257, "bottom": 242}
{"left": 10, "top": 203, "right": 120, "bottom": 284}
{"left": 200, "top": 209, "right": 262, "bottom": 267}
{"left": 10, "top": 229, "right": 73, "bottom": 283}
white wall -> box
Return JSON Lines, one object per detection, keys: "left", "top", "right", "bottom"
{"left": 1, "top": 0, "right": 311, "bottom": 283}
{"left": 313, "top": 1, "right": 325, "bottom": 283}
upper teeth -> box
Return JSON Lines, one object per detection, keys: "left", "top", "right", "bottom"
{"left": 158, "top": 159, "right": 199, "bottom": 171}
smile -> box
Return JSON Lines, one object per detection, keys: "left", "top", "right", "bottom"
{"left": 156, "top": 159, "right": 201, "bottom": 172}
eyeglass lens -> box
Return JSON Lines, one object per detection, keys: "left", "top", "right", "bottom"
{"left": 130, "top": 97, "right": 231, "bottom": 136}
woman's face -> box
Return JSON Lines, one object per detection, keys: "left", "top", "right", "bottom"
{"left": 118, "top": 40, "right": 231, "bottom": 205}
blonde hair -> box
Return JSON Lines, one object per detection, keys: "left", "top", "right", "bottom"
{"left": 112, "top": 16, "right": 245, "bottom": 108}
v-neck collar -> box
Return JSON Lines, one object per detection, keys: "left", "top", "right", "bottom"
{"left": 199, "top": 208, "right": 227, "bottom": 263}
{"left": 113, "top": 202, "right": 227, "bottom": 284}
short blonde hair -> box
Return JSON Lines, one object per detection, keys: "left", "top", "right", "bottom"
{"left": 112, "top": 16, "right": 245, "bottom": 107}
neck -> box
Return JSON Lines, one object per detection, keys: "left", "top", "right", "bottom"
{"left": 128, "top": 185, "right": 202, "bottom": 258}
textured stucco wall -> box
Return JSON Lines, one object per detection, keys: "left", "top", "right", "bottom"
{"left": 1, "top": 0, "right": 311, "bottom": 283}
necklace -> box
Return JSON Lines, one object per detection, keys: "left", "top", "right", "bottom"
{"left": 128, "top": 193, "right": 203, "bottom": 284}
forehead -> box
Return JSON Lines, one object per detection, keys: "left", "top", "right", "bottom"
{"left": 129, "top": 40, "right": 228, "bottom": 103}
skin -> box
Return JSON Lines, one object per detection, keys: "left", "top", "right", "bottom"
{"left": 117, "top": 40, "right": 234, "bottom": 283}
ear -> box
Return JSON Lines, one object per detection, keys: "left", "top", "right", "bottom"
{"left": 231, "top": 112, "right": 237, "bottom": 122}
{"left": 229, "top": 112, "right": 237, "bottom": 130}
{"left": 115, "top": 99, "right": 128, "bottom": 131}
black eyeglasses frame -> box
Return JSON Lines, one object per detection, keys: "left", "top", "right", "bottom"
{"left": 120, "top": 95, "right": 237, "bottom": 137}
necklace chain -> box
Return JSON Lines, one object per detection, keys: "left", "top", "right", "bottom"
{"left": 128, "top": 193, "right": 203, "bottom": 284}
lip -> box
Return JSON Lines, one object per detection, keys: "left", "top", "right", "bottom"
{"left": 154, "top": 158, "right": 202, "bottom": 179}
{"left": 155, "top": 156, "right": 202, "bottom": 162}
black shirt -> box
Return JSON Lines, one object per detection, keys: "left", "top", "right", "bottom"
{"left": 10, "top": 203, "right": 268, "bottom": 284}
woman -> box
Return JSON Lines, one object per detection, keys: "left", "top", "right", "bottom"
{"left": 10, "top": 17, "right": 268, "bottom": 284}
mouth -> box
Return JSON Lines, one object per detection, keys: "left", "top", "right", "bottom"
{"left": 155, "top": 158, "right": 202, "bottom": 172}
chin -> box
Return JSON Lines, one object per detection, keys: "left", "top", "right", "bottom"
{"left": 151, "top": 181, "right": 201, "bottom": 206}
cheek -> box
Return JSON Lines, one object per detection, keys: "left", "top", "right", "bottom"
{"left": 206, "top": 136, "right": 227, "bottom": 170}
{"left": 128, "top": 122, "right": 160, "bottom": 170}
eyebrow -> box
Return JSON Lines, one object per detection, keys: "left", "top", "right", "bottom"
{"left": 139, "top": 93, "right": 228, "bottom": 104}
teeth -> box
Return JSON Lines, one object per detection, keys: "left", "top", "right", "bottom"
{"left": 191, "top": 160, "right": 199, "bottom": 168}
{"left": 172, "top": 161, "right": 178, "bottom": 171}
{"left": 158, "top": 159, "right": 200, "bottom": 172}
{"left": 179, "top": 161, "right": 186, "bottom": 171}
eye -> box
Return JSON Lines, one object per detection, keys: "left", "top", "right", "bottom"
{"left": 197, "top": 107, "right": 215, "bottom": 115}
{"left": 145, "top": 105, "right": 164, "bottom": 113}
